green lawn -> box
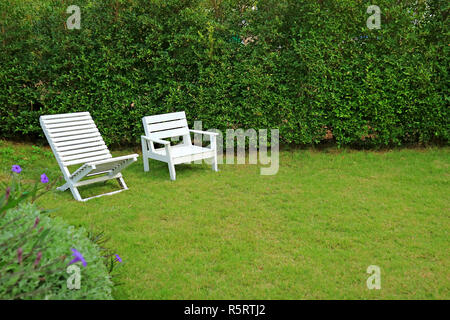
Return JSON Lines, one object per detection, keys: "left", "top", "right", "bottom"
{"left": 1, "top": 140, "right": 449, "bottom": 299}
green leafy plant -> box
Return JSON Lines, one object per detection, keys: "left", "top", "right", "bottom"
{"left": 0, "top": 165, "right": 60, "bottom": 216}
{"left": 0, "top": 203, "right": 114, "bottom": 299}
{"left": 87, "top": 230, "right": 126, "bottom": 275}
{"left": 0, "top": 165, "right": 115, "bottom": 299}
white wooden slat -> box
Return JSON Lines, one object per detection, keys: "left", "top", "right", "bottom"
{"left": 69, "top": 162, "right": 94, "bottom": 179}
{"left": 74, "top": 175, "right": 120, "bottom": 187}
{"left": 59, "top": 145, "right": 109, "bottom": 157}
{"left": 88, "top": 156, "right": 137, "bottom": 175}
{"left": 48, "top": 123, "right": 96, "bottom": 133}
{"left": 148, "top": 119, "right": 188, "bottom": 133}
{"left": 52, "top": 132, "right": 102, "bottom": 143}
{"left": 66, "top": 153, "right": 137, "bottom": 169}
{"left": 87, "top": 154, "right": 139, "bottom": 166}
{"left": 45, "top": 120, "right": 95, "bottom": 129}
{"left": 87, "top": 170, "right": 111, "bottom": 177}
{"left": 172, "top": 151, "right": 215, "bottom": 165}
{"left": 41, "top": 115, "right": 92, "bottom": 124}
{"left": 55, "top": 140, "right": 106, "bottom": 152}
{"left": 60, "top": 149, "right": 111, "bottom": 162}
{"left": 49, "top": 128, "right": 99, "bottom": 138}
{"left": 54, "top": 136, "right": 104, "bottom": 149}
{"left": 149, "top": 127, "right": 189, "bottom": 139}
{"left": 62, "top": 154, "right": 112, "bottom": 166}
{"left": 40, "top": 112, "right": 90, "bottom": 120}
{"left": 90, "top": 163, "right": 120, "bottom": 174}
{"left": 153, "top": 145, "right": 210, "bottom": 157}
{"left": 144, "top": 111, "right": 186, "bottom": 124}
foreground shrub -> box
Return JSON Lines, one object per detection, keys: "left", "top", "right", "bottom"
{"left": 0, "top": 165, "right": 114, "bottom": 299}
{"left": 0, "top": 203, "right": 113, "bottom": 299}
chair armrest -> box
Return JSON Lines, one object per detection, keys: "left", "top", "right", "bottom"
{"left": 190, "top": 130, "right": 217, "bottom": 151}
{"left": 70, "top": 163, "right": 95, "bottom": 181}
{"left": 141, "top": 135, "right": 170, "bottom": 145}
{"left": 189, "top": 129, "right": 219, "bottom": 136}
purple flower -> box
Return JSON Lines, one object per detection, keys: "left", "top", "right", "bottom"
{"left": 69, "top": 248, "right": 87, "bottom": 267}
{"left": 17, "top": 248, "right": 23, "bottom": 264}
{"left": 114, "top": 254, "right": 122, "bottom": 263}
{"left": 40, "top": 173, "right": 49, "bottom": 184}
{"left": 12, "top": 165, "right": 21, "bottom": 173}
{"left": 34, "top": 251, "right": 42, "bottom": 267}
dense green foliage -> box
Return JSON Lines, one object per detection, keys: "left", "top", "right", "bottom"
{"left": 0, "top": 0, "right": 448, "bottom": 147}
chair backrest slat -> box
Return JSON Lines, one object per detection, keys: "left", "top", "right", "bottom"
{"left": 142, "top": 111, "right": 190, "bottom": 141}
{"left": 59, "top": 145, "right": 108, "bottom": 157}
{"left": 47, "top": 123, "right": 96, "bottom": 133}
{"left": 148, "top": 119, "right": 187, "bottom": 132}
{"left": 48, "top": 127, "right": 100, "bottom": 139}
{"left": 144, "top": 111, "right": 186, "bottom": 125}
{"left": 40, "top": 112, "right": 112, "bottom": 170}
{"left": 62, "top": 154, "right": 113, "bottom": 167}
{"left": 60, "top": 149, "right": 111, "bottom": 162}
{"left": 53, "top": 136, "right": 104, "bottom": 149}
{"left": 149, "top": 127, "right": 189, "bottom": 140}
{"left": 41, "top": 113, "right": 92, "bottom": 123}
{"left": 51, "top": 132, "right": 103, "bottom": 143}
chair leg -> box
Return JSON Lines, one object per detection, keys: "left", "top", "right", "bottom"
{"left": 143, "top": 154, "right": 149, "bottom": 172}
{"left": 57, "top": 182, "right": 70, "bottom": 191}
{"left": 168, "top": 161, "right": 176, "bottom": 181}
{"left": 117, "top": 177, "right": 128, "bottom": 189}
{"left": 212, "top": 155, "right": 218, "bottom": 172}
{"left": 70, "top": 186, "right": 82, "bottom": 201}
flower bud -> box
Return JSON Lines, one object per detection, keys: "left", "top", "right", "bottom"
{"left": 17, "top": 247, "right": 23, "bottom": 264}
{"left": 33, "top": 217, "right": 40, "bottom": 228}
{"left": 34, "top": 252, "right": 42, "bottom": 268}
{"left": 5, "top": 187, "right": 11, "bottom": 201}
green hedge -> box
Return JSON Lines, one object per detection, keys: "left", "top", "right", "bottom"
{"left": 0, "top": 0, "right": 448, "bottom": 147}
{"left": 0, "top": 203, "right": 113, "bottom": 299}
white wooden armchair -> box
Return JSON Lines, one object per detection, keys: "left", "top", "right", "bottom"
{"left": 40, "top": 112, "right": 138, "bottom": 201}
{"left": 141, "top": 111, "right": 218, "bottom": 180}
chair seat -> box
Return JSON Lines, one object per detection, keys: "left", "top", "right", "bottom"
{"left": 154, "top": 144, "right": 211, "bottom": 158}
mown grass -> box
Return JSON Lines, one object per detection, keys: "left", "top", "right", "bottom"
{"left": 1, "top": 140, "right": 449, "bottom": 299}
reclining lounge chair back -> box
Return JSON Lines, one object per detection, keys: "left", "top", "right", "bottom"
{"left": 40, "top": 112, "right": 138, "bottom": 201}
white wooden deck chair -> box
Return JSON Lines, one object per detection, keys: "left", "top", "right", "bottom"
{"left": 141, "top": 111, "right": 218, "bottom": 180}
{"left": 40, "top": 112, "right": 138, "bottom": 201}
